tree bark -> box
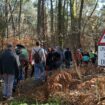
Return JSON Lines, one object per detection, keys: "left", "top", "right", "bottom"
{"left": 41, "top": 0, "right": 46, "bottom": 40}
{"left": 58, "top": 0, "right": 63, "bottom": 47}
{"left": 62, "top": 0, "right": 66, "bottom": 34}
{"left": 70, "top": 0, "right": 84, "bottom": 51}
{"left": 9, "top": 3, "right": 16, "bottom": 36}
{"left": 18, "top": 0, "right": 22, "bottom": 39}
{"left": 5, "top": 0, "right": 8, "bottom": 38}
{"left": 37, "top": 0, "right": 41, "bottom": 39}
{"left": 78, "top": 0, "right": 84, "bottom": 31}
{"left": 50, "top": 0, "right": 54, "bottom": 34}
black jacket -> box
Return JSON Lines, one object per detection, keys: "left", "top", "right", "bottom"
{"left": 0, "top": 49, "right": 19, "bottom": 78}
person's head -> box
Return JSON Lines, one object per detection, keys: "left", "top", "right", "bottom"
{"left": 7, "top": 43, "right": 13, "bottom": 50}
{"left": 66, "top": 48, "right": 69, "bottom": 51}
{"left": 36, "top": 41, "right": 40, "bottom": 46}
{"left": 48, "top": 48, "right": 51, "bottom": 52}
{"left": 15, "top": 47, "right": 21, "bottom": 55}
{"left": 51, "top": 47, "right": 55, "bottom": 52}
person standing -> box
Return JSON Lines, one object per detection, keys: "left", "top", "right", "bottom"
{"left": 32, "top": 41, "right": 46, "bottom": 84}
{"left": 46, "top": 48, "right": 53, "bottom": 71}
{"left": 64, "top": 48, "right": 72, "bottom": 68}
{"left": 89, "top": 50, "right": 96, "bottom": 65}
{"left": 75, "top": 49, "right": 83, "bottom": 66}
{"left": 82, "top": 51, "right": 90, "bottom": 65}
{"left": 0, "top": 43, "right": 19, "bottom": 100}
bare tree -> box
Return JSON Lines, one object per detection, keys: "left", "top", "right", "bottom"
{"left": 50, "top": 0, "right": 54, "bottom": 34}
{"left": 18, "top": 0, "right": 22, "bottom": 39}
{"left": 5, "top": 0, "right": 8, "bottom": 38}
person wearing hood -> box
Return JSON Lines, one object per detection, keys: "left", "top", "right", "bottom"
{"left": 0, "top": 43, "right": 19, "bottom": 100}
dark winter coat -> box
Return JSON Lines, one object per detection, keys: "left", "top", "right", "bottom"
{"left": 0, "top": 49, "right": 19, "bottom": 78}
{"left": 64, "top": 50, "right": 72, "bottom": 61}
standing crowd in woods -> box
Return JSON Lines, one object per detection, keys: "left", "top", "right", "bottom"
{"left": 0, "top": 41, "right": 97, "bottom": 101}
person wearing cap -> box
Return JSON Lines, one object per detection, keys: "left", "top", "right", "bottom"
{"left": 0, "top": 43, "right": 19, "bottom": 100}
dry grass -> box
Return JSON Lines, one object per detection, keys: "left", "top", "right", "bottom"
{"left": 1, "top": 66, "right": 105, "bottom": 104}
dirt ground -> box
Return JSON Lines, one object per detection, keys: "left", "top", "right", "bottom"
{"left": 1, "top": 66, "right": 105, "bottom": 105}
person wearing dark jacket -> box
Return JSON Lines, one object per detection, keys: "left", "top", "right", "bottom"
{"left": 52, "top": 49, "right": 61, "bottom": 69}
{"left": 46, "top": 48, "right": 53, "bottom": 71}
{"left": 0, "top": 43, "right": 19, "bottom": 101}
{"left": 64, "top": 48, "right": 72, "bottom": 68}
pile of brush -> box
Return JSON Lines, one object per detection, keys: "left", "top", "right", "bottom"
{"left": 13, "top": 67, "right": 105, "bottom": 104}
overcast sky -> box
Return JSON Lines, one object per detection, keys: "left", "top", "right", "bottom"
{"left": 96, "top": 0, "right": 105, "bottom": 10}
{"left": 30, "top": 0, "right": 105, "bottom": 11}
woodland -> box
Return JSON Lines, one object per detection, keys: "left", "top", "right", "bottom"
{"left": 0, "top": 0, "right": 105, "bottom": 105}
{"left": 0, "top": 0, "right": 104, "bottom": 50}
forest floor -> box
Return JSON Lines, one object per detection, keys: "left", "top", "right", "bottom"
{"left": 1, "top": 65, "right": 105, "bottom": 105}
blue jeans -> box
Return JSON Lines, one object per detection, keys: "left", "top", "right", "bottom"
{"left": 2, "top": 74, "right": 14, "bottom": 97}
{"left": 13, "top": 66, "right": 24, "bottom": 91}
{"left": 34, "top": 63, "right": 45, "bottom": 81}
{"left": 18, "top": 66, "right": 25, "bottom": 80}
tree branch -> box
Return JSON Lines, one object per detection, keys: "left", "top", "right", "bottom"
{"left": 82, "top": 0, "right": 99, "bottom": 35}
{"left": 8, "top": 0, "right": 18, "bottom": 22}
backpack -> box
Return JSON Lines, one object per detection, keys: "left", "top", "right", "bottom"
{"left": 82, "top": 55, "right": 89, "bottom": 62}
{"left": 33, "top": 48, "right": 41, "bottom": 64}
{"left": 19, "top": 49, "right": 29, "bottom": 61}
{"left": 89, "top": 52, "right": 95, "bottom": 59}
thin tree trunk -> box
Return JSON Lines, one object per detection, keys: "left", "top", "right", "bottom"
{"left": 9, "top": 3, "right": 16, "bottom": 36}
{"left": 58, "top": 0, "right": 62, "bottom": 35}
{"left": 62, "top": 0, "right": 66, "bottom": 34}
{"left": 8, "top": 0, "right": 17, "bottom": 22}
{"left": 66, "top": 0, "right": 69, "bottom": 32}
{"left": 41, "top": 0, "right": 45, "bottom": 40}
{"left": 18, "top": 0, "right": 22, "bottom": 39}
{"left": 37, "top": 0, "right": 41, "bottom": 39}
{"left": 5, "top": 0, "right": 8, "bottom": 38}
{"left": 58, "top": 0, "right": 63, "bottom": 47}
{"left": 50, "top": 0, "right": 54, "bottom": 34}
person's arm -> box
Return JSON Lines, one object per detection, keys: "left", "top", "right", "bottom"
{"left": 41, "top": 49, "right": 46, "bottom": 63}
{"left": 14, "top": 57, "right": 19, "bottom": 79}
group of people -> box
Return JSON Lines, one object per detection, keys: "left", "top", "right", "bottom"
{"left": 0, "top": 43, "right": 30, "bottom": 101}
{"left": 74, "top": 49, "right": 97, "bottom": 66}
{"left": 30, "top": 42, "right": 73, "bottom": 80}
{"left": 0, "top": 41, "right": 72, "bottom": 101}
{"left": 0, "top": 41, "right": 97, "bottom": 101}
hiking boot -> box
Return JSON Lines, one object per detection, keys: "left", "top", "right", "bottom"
{"left": 7, "top": 96, "right": 14, "bottom": 101}
{"left": 3, "top": 96, "right": 7, "bottom": 100}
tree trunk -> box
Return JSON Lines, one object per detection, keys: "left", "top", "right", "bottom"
{"left": 37, "top": 0, "right": 41, "bottom": 39}
{"left": 50, "top": 0, "right": 54, "bottom": 34}
{"left": 66, "top": 0, "right": 69, "bottom": 32}
{"left": 62, "top": 0, "right": 66, "bottom": 34}
{"left": 78, "top": 0, "right": 84, "bottom": 30}
{"left": 18, "top": 0, "right": 22, "bottom": 39}
{"left": 9, "top": 3, "right": 16, "bottom": 37}
{"left": 41, "top": 0, "right": 46, "bottom": 41}
{"left": 37, "top": 0, "right": 46, "bottom": 42}
{"left": 70, "top": 0, "right": 82, "bottom": 51}
{"left": 5, "top": 0, "right": 8, "bottom": 38}
{"left": 58, "top": 0, "right": 63, "bottom": 47}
